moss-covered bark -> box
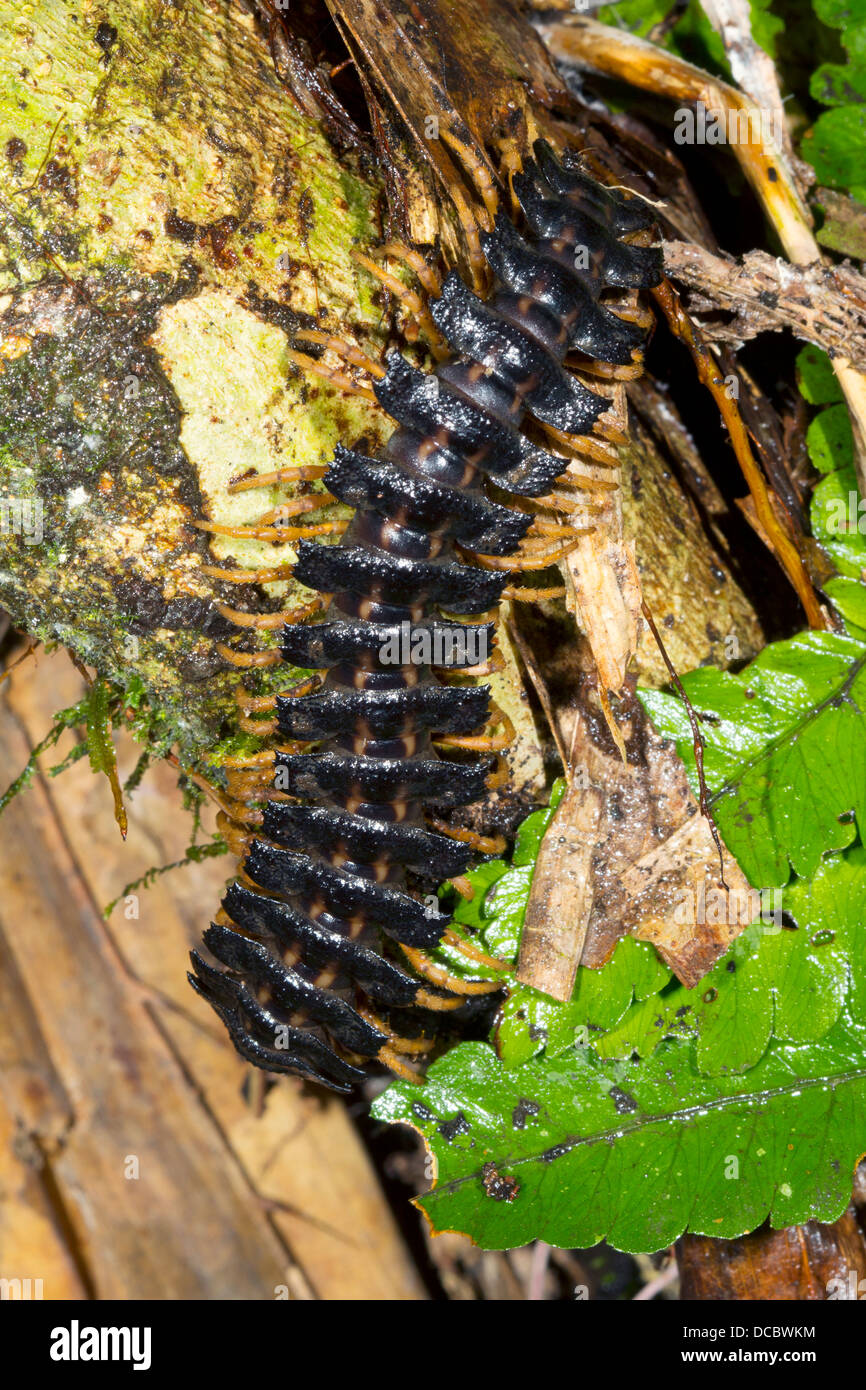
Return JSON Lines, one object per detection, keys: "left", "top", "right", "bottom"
{"left": 0, "top": 0, "right": 388, "bottom": 765}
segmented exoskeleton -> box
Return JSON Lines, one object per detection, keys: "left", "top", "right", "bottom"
{"left": 189, "top": 141, "right": 662, "bottom": 1090}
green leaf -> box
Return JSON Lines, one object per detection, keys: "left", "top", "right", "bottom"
{"left": 812, "top": 462, "right": 866, "bottom": 575}
{"left": 497, "top": 936, "right": 672, "bottom": 1067}
{"left": 826, "top": 575, "right": 866, "bottom": 631}
{"left": 639, "top": 632, "right": 866, "bottom": 886}
{"left": 373, "top": 1015, "right": 866, "bottom": 1252}
{"left": 803, "top": 102, "right": 866, "bottom": 203}
{"left": 813, "top": 0, "right": 866, "bottom": 26}
{"left": 806, "top": 404, "right": 853, "bottom": 474}
{"left": 803, "top": 1, "right": 866, "bottom": 196}
{"left": 796, "top": 345, "right": 844, "bottom": 406}
{"left": 601, "top": 847, "right": 866, "bottom": 1073}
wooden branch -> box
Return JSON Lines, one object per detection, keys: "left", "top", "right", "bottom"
{"left": 664, "top": 240, "right": 866, "bottom": 367}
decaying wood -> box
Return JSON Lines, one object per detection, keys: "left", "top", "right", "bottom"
{"left": 0, "top": 651, "right": 425, "bottom": 1299}
{"left": 653, "top": 279, "right": 826, "bottom": 630}
{"left": 664, "top": 241, "right": 866, "bottom": 367}
{"left": 323, "top": 0, "right": 576, "bottom": 263}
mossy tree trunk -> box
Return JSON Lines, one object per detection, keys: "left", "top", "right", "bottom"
{"left": 0, "top": 0, "right": 388, "bottom": 768}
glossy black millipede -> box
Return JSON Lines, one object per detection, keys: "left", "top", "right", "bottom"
{"left": 188, "top": 140, "right": 663, "bottom": 1091}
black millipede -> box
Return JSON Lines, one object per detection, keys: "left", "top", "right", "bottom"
{"left": 188, "top": 140, "right": 663, "bottom": 1091}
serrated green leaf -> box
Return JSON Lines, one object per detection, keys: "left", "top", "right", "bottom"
{"left": 811, "top": 59, "right": 866, "bottom": 106}
{"left": 803, "top": 105, "right": 866, "bottom": 203}
{"left": 373, "top": 1017, "right": 866, "bottom": 1252}
{"left": 639, "top": 632, "right": 866, "bottom": 885}
{"left": 601, "top": 848, "right": 866, "bottom": 1072}
{"left": 496, "top": 936, "right": 672, "bottom": 1067}
{"left": 814, "top": 0, "right": 866, "bottom": 25}
{"left": 801, "top": 1, "right": 866, "bottom": 192}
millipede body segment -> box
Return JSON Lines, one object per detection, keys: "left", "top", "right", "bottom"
{"left": 189, "top": 142, "right": 662, "bottom": 1091}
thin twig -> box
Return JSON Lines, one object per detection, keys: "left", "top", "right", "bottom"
{"left": 527, "top": 1241, "right": 552, "bottom": 1300}
{"left": 663, "top": 241, "right": 866, "bottom": 368}
{"left": 634, "top": 1255, "right": 679, "bottom": 1300}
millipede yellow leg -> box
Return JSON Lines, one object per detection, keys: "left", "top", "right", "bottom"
{"left": 238, "top": 712, "right": 278, "bottom": 735}
{"left": 427, "top": 818, "right": 507, "bottom": 856}
{"left": 216, "top": 644, "right": 282, "bottom": 669}
{"left": 361, "top": 1007, "right": 435, "bottom": 1056}
{"left": 201, "top": 563, "right": 295, "bottom": 585}
{"left": 194, "top": 518, "right": 348, "bottom": 543}
{"left": 376, "top": 1047, "right": 425, "bottom": 1083}
{"left": 352, "top": 249, "right": 449, "bottom": 358}
{"left": 414, "top": 991, "right": 466, "bottom": 1011}
{"left": 485, "top": 756, "right": 510, "bottom": 791}
{"left": 235, "top": 675, "right": 319, "bottom": 718}
{"left": 255, "top": 495, "right": 337, "bottom": 522}
{"left": 216, "top": 595, "right": 324, "bottom": 630}
{"left": 382, "top": 240, "right": 442, "bottom": 299}
{"left": 228, "top": 465, "right": 329, "bottom": 494}
{"left": 434, "top": 702, "right": 515, "bottom": 752}
{"left": 502, "top": 584, "right": 566, "bottom": 601}
{"left": 220, "top": 750, "right": 279, "bottom": 769}
{"left": 442, "top": 930, "right": 509, "bottom": 971}
{"left": 439, "top": 125, "right": 500, "bottom": 222}
{"left": 285, "top": 348, "right": 378, "bottom": 401}
{"left": 292, "top": 328, "right": 387, "bottom": 379}
{"left": 401, "top": 943, "right": 502, "bottom": 996}
{"left": 471, "top": 539, "right": 587, "bottom": 571}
